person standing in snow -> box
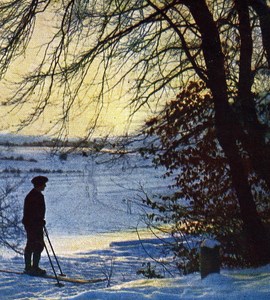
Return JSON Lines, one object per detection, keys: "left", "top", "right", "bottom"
{"left": 22, "top": 176, "right": 48, "bottom": 275}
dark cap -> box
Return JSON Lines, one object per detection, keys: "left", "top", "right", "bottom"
{"left": 31, "top": 176, "right": 48, "bottom": 187}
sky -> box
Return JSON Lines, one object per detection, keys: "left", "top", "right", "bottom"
{"left": 0, "top": 6, "right": 151, "bottom": 139}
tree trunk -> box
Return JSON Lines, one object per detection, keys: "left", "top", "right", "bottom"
{"left": 185, "top": 0, "right": 270, "bottom": 265}
{"left": 249, "top": 0, "right": 270, "bottom": 66}
{"left": 236, "top": 0, "right": 270, "bottom": 189}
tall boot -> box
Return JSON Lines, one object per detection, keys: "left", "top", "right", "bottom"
{"left": 24, "top": 251, "right": 32, "bottom": 273}
{"left": 33, "top": 252, "right": 46, "bottom": 275}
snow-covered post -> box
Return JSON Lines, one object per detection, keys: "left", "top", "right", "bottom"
{"left": 200, "top": 239, "right": 220, "bottom": 279}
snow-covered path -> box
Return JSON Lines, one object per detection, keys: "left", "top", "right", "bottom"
{"left": 0, "top": 230, "right": 175, "bottom": 299}
{"left": 1, "top": 232, "right": 270, "bottom": 300}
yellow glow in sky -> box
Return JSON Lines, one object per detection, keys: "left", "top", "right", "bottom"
{"left": 0, "top": 5, "right": 149, "bottom": 138}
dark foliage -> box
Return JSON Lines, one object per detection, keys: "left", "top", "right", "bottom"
{"left": 141, "top": 81, "right": 270, "bottom": 270}
{"left": 137, "top": 262, "right": 164, "bottom": 279}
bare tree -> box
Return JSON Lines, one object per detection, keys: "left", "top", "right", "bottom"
{"left": 1, "top": 0, "right": 270, "bottom": 264}
{"left": 0, "top": 179, "right": 24, "bottom": 254}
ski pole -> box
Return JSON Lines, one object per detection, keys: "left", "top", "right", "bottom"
{"left": 44, "top": 226, "right": 66, "bottom": 276}
{"left": 43, "top": 241, "right": 64, "bottom": 287}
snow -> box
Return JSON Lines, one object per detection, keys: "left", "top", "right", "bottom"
{"left": 0, "top": 145, "right": 270, "bottom": 299}
{"left": 201, "top": 239, "right": 221, "bottom": 249}
{"left": 68, "top": 269, "right": 270, "bottom": 300}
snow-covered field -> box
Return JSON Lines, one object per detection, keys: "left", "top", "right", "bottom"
{"left": 0, "top": 145, "right": 270, "bottom": 299}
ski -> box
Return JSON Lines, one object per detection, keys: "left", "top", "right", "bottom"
{"left": 0, "top": 269, "right": 106, "bottom": 284}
